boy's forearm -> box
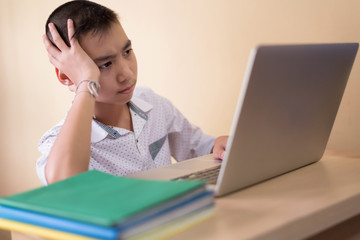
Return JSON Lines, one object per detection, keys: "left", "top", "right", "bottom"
{"left": 45, "top": 91, "right": 95, "bottom": 184}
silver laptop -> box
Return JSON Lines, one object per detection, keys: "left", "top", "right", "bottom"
{"left": 128, "top": 43, "right": 358, "bottom": 197}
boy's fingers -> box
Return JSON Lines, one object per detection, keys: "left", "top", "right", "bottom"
{"left": 46, "top": 50, "right": 61, "bottom": 67}
{"left": 67, "top": 19, "right": 76, "bottom": 45}
{"left": 213, "top": 151, "right": 223, "bottom": 160}
{"left": 43, "top": 34, "right": 57, "bottom": 52}
{"left": 43, "top": 34, "right": 61, "bottom": 59}
{"left": 212, "top": 136, "right": 228, "bottom": 160}
{"left": 48, "top": 22, "right": 67, "bottom": 51}
{"left": 213, "top": 145, "right": 225, "bottom": 160}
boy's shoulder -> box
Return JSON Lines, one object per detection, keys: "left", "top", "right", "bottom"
{"left": 132, "top": 86, "right": 170, "bottom": 105}
{"left": 133, "top": 86, "right": 156, "bottom": 97}
{"left": 132, "top": 86, "right": 174, "bottom": 113}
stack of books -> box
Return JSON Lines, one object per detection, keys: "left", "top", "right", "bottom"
{"left": 0, "top": 170, "right": 214, "bottom": 239}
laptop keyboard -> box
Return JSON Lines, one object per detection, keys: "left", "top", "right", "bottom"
{"left": 172, "top": 165, "right": 221, "bottom": 184}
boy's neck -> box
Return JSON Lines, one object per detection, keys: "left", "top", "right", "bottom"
{"left": 93, "top": 102, "right": 133, "bottom": 131}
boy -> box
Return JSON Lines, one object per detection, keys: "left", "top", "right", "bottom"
{"left": 37, "top": 0, "right": 228, "bottom": 185}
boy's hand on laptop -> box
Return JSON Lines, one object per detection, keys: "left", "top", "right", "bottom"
{"left": 212, "top": 136, "right": 228, "bottom": 160}
{"left": 43, "top": 19, "right": 100, "bottom": 86}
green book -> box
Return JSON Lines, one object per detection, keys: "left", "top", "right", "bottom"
{"left": 0, "top": 170, "right": 206, "bottom": 227}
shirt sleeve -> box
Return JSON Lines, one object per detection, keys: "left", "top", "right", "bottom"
{"left": 36, "top": 122, "right": 63, "bottom": 186}
{"left": 161, "top": 97, "right": 216, "bottom": 161}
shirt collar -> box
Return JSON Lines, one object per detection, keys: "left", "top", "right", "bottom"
{"left": 130, "top": 95, "right": 153, "bottom": 113}
{"left": 91, "top": 96, "right": 153, "bottom": 143}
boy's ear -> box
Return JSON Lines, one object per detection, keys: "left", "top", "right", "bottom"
{"left": 55, "top": 68, "right": 74, "bottom": 86}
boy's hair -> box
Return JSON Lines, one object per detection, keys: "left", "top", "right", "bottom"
{"left": 46, "top": 0, "right": 119, "bottom": 47}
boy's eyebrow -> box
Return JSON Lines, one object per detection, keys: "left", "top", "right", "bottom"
{"left": 94, "top": 40, "right": 132, "bottom": 63}
{"left": 94, "top": 54, "right": 116, "bottom": 63}
{"left": 124, "top": 39, "right": 132, "bottom": 50}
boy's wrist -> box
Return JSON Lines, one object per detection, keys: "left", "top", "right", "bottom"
{"left": 76, "top": 70, "right": 100, "bottom": 86}
{"left": 76, "top": 80, "right": 101, "bottom": 98}
{"left": 76, "top": 81, "right": 89, "bottom": 91}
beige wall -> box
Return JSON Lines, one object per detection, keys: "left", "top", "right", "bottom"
{"left": 1, "top": 0, "right": 359, "bottom": 197}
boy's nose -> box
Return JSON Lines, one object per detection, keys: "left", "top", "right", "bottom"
{"left": 116, "top": 61, "right": 132, "bottom": 83}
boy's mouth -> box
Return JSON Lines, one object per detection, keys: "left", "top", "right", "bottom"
{"left": 118, "top": 84, "right": 134, "bottom": 94}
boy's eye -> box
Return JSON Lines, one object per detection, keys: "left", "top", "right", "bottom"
{"left": 124, "top": 49, "right": 132, "bottom": 56}
{"left": 99, "top": 61, "right": 112, "bottom": 69}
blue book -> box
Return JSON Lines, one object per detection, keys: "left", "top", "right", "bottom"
{"left": 0, "top": 170, "right": 208, "bottom": 226}
{"left": 0, "top": 205, "right": 117, "bottom": 239}
{"left": 0, "top": 190, "right": 213, "bottom": 239}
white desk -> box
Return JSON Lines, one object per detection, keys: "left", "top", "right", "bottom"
{"left": 168, "top": 150, "right": 360, "bottom": 240}
{"left": 8, "top": 151, "right": 360, "bottom": 240}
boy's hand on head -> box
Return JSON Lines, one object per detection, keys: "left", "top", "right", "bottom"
{"left": 212, "top": 136, "right": 228, "bottom": 160}
{"left": 43, "top": 19, "right": 100, "bottom": 86}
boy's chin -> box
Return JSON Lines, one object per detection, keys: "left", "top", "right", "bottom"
{"left": 95, "top": 96, "right": 133, "bottom": 106}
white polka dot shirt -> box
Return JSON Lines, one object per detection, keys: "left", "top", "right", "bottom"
{"left": 36, "top": 87, "right": 215, "bottom": 185}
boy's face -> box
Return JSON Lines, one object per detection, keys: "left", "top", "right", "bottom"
{"left": 80, "top": 22, "right": 137, "bottom": 105}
